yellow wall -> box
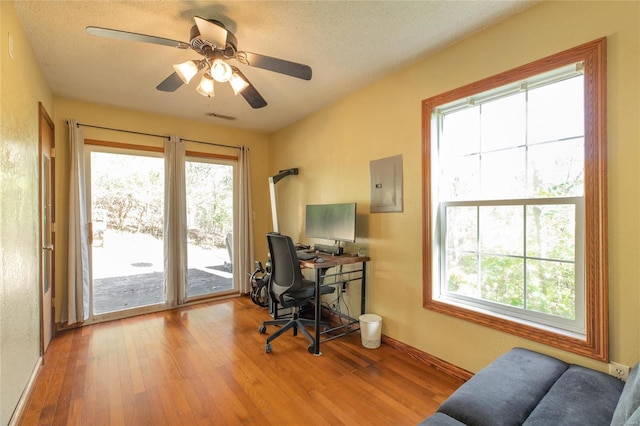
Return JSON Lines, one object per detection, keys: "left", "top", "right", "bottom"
{"left": 51, "top": 98, "right": 271, "bottom": 322}
{"left": 269, "top": 0, "right": 640, "bottom": 373}
{"left": 2, "top": 0, "right": 639, "bottom": 421}
{"left": 0, "top": 1, "right": 54, "bottom": 424}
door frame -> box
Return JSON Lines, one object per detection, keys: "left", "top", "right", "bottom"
{"left": 38, "top": 102, "right": 55, "bottom": 354}
{"left": 81, "top": 139, "right": 241, "bottom": 323}
{"left": 184, "top": 154, "right": 239, "bottom": 301}
{"left": 85, "top": 143, "right": 166, "bottom": 322}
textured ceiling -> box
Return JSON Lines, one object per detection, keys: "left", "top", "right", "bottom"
{"left": 14, "top": 1, "right": 536, "bottom": 133}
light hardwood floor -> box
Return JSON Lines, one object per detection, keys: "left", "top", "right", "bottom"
{"left": 19, "top": 296, "right": 462, "bottom": 425}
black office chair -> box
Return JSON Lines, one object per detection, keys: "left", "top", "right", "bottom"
{"left": 258, "top": 232, "right": 335, "bottom": 354}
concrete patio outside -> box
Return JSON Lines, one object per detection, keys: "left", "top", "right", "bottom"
{"left": 92, "top": 230, "right": 232, "bottom": 314}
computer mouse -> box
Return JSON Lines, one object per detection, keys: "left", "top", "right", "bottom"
{"left": 315, "top": 257, "right": 325, "bottom": 263}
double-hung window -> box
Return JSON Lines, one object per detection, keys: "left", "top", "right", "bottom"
{"left": 422, "top": 39, "right": 608, "bottom": 360}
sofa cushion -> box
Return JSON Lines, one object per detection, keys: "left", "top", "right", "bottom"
{"left": 523, "top": 364, "right": 624, "bottom": 425}
{"left": 418, "top": 412, "right": 465, "bottom": 426}
{"left": 610, "top": 362, "right": 640, "bottom": 426}
{"left": 437, "top": 347, "right": 569, "bottom": 426}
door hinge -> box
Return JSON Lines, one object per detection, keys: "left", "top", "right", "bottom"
{"left": 50, "top": 147, "right": 55, "bottom": 158}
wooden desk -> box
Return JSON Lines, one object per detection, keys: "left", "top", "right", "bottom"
{"left": 300, "top": 253, "right": 370, "bottom": 355}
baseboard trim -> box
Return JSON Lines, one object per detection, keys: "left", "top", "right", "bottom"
{"left": 381, "top": 335, "right": 473, "bottom": 382}
{"left": 323, "top": 308, "right": 473, "bottom": 382}
{"left": 9, "top": 355, "right": 43, "bottom": 426}
{"left": 322, "top": 307, "right": 473, "bottom": 382}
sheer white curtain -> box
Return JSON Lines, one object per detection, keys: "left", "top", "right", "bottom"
{"left": 65, "top": 119, "right": 90, "bottom": 325}
{"left": 164, "top": 135, "right": 187, "bottom": 305}
{"left": 238, "top": 147, "right": 255, "bottom": 294}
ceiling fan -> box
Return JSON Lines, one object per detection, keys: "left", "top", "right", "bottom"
{"left": 86, "top": 17, "right": 313, "bottom": 109}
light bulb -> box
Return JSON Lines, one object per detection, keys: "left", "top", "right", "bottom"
{"left": 173, "top": 60, "right": 199, "bottom": 84}
{"left": 196, "top": 74, "right": 215, "bottom": 97}
{"left": 229, "top": 72, "right": 249, "bottom": 95}
{"left": 210, "top": 59, "right": 232, "bottom": 82}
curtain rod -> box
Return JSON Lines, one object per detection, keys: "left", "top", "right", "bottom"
{"left": 70, "top": 121, "right": 242, "bottom": 151}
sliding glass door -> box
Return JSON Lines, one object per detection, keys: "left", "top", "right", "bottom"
{"left": 88, "top": 148, "right": 165, "bottom": 317}
{"left": 185, "top": 157, "right": 236, "bottom": 299}
{"left": 85, "top": 144, "right": 238, "bottom": 320}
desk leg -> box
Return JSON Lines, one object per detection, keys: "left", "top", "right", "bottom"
{"left": 313, "top": 268, "right": 323, "bottom": 356}
{"left": 361, "top": 262, "right": 367, "bottom": 315}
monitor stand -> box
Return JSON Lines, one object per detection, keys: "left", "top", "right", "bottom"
{"left": 314, "top": 243, "right": 343, "bottom": 255}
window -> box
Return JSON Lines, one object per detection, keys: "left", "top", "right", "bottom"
{"left": 422, "top": 39, "right": 608, "bottom": 361}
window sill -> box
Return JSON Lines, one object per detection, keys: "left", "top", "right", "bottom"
{"left": 423, "top": 295, "right": 606, "bottom": 361}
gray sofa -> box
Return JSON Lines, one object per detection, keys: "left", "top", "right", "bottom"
{"left": 420, "top": 347, "right": 640, "bottom": 426}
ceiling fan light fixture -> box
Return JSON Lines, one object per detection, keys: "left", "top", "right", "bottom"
{"left": 173, "top": 60, "right": 200, "bottom": 84}
{"left": 87, "top": 16, "right": 311, "bottom": 109}
{"left": 229, "top": 71, "right": 249, "bottom": 95}
{"left": 210, "top": 58, "right": 232, "bottom": 82}
{"left": 196, "top": 74, "right": 215, "bottom": 97}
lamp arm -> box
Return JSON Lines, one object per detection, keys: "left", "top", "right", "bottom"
{"left": 269, "top": 168, "right": 298, "bottom": 184}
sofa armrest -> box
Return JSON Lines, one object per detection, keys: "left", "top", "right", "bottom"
{"left": 611, "top": 362, "right": 640, "bottom": 425}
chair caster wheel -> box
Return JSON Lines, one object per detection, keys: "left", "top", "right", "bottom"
{"left": 307, "top": 345, "right": 315, "bottom": 354}
{"left": 265, "top": 343, "right": 272, "bottom": 353}
{"left": 258, "top": 325, "right": 267, "bottom": 334}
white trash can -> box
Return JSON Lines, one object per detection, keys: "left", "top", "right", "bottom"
{"left": 359, "top": 314, "right": 382, "bottom": 349}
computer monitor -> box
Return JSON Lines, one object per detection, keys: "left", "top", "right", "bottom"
{"left": 304, "top": 203, "right": 357, "bottom": 243}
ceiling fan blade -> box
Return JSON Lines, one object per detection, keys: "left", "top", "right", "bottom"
{"left": 239, "top": 52, "right": 312, "bottom": 80}
{"left": 193, "top": 17, "right": 228, "bottom": 49}
{"left": 242, "top": 85, "right": 268, "bottom": 109}
{"left": 156, "top": 72, "right": 184, "bottom": 92}
{"left": 232, "top": 68, "right": 267, "bottom": 109}
{"left": 86, "top": 26, "right": 190, "bottom": 49}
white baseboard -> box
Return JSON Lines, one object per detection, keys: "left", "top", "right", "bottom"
{"left": 8, "top": 356, "right": 42, "bottom": 426}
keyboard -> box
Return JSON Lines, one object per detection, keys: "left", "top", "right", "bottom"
{"left": 296, "top": 250, "right": 317, "bottom": 260}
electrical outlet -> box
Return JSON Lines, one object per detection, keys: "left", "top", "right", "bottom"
{"left": 609, "top": 362, "right": 630, "bottom": 381}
